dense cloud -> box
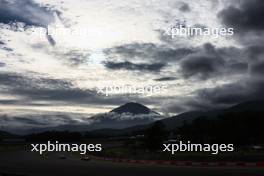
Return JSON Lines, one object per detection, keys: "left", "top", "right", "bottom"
{"left": 0, "top": 72, "right": 161, "bottom": 108}
{"left": 219, "top": 0, "right": 264, "bottom": 33}
{"left": 163, "top": 77, "right": 264, "bottom": 113}
{"left": 164, "top": 0, "right": 264, "bottom": 113}
{"left": 107, "top": 42, "right": 247, "bottom": 80}
{"left": 180, "top": 43, "right": 247, "bottom": 79}
{"left": 0, "top": 72, "right": 96, "bottom": 104}
{"left": 251, "top": 61, "right": 264, "bottom": 76}
{"left": 198, "top": 78, "right": 264, "bottom": 106}
{"left": 0, "top": 0, "right": 58, "bottom": 45}
{"left": 154, "top": 77, "right": 178, "bottom": 82}
{"left": 179, "top": 2, "right": 190, "bottom": 12}
{"left": 104, "top": 61, "right": 166, "bottom": 72}
{"left": 0, "top": 0, "right": 55, "bottom": 27}
{"left": 246, "top": 45, "right": 264, "bottom": 61}
{"left": 105, "top": 43, "right": 194, "bottom": 63}
{"left": 0, "top": 62, "right": 5, "bottom": 67}
{"left": 180, "top": 55, "right": 224, "bottom": 79}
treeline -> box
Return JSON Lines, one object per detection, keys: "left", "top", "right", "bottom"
{"left": 123, "top": 121, "right": 169, "bottom": 152}
{"left": 177, "top": 111, "right": 264, "bottom": 145}
{"left": 26, "top": 131, "right": 82, "bottom": 142}
{"left": 124, "top": 110, "right": 264, "bottom": 153}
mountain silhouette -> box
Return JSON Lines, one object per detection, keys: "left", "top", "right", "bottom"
{"left": 85, "top": 99, "right": 264, "bottom": 137}
{"left": 111, "top": 102, "right": 158, "bottom": 115}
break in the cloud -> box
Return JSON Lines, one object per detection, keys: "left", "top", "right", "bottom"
{"left": 0, "top": 0, "right": 264, "bottom": 128}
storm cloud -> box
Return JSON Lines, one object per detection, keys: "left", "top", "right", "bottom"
{"left": 0, "top": 0, "right": 55, "bottom": 27}
{"left": 219, "top": 0, "right": 264, "bottom": 33}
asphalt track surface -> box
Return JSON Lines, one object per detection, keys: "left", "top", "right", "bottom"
{"left": 0, "top": 151, "right": 263, "bottom": 176}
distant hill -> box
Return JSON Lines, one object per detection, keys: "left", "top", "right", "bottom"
{"left": 174, "top": 100, "right": 264, "bottom": 145}
{"left": 160, "top": 100, "right": 264, "bottom": 130}
{"left": 226, "top": 100, "right": 264, "bottom": 112}
{"left": 159, "top": 111, "right": 207, "bottom": 130}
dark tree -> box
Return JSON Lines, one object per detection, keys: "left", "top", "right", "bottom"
{"left": 143, "top": 121, "right": 168, "bottom": 151}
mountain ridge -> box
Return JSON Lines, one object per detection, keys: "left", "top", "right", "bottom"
{"left": 85, "top": 99, "right": 264, "bottom": 137}
{"left": 2, "top": 100, "right": 263, "bottom": 135}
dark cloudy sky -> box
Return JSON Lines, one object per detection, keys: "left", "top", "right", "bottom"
{"left": 0, "top": 0, "right": 264, "bottom": 125}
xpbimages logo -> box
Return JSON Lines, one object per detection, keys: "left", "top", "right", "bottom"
{"left": 163, "top": 19, "right": 234, "bottom": 38}
{"left": 163, "top": 141, "right": 234, "bottom": 155}
{"left": 96, "top": 84, "right": 167, "bottom": 96}
{"left": 31, "top": 141, "right": 102, "bottom": 155}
